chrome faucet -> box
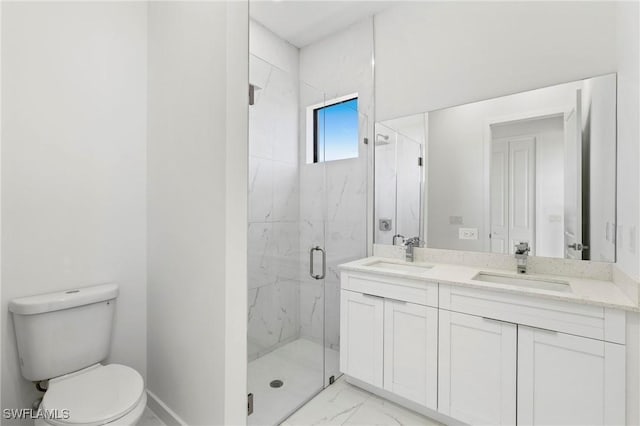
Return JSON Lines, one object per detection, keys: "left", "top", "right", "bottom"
{"left": 392, "top": 234, "right": 405, "bottom": 246}
{"left": 404, "top": 237, "right": 422, "bottom": 262}
{"left": 514, "top": 242, "right": 531, "bottom": 274}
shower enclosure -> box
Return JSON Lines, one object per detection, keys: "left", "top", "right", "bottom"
{"left": 247, "top": 53, "right": 370, "bottom": 425}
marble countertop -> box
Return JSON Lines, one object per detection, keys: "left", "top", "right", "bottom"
{"left": 339, "top": 256, "right": 639, "bottom": 312}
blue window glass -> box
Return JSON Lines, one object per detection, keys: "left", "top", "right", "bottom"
{"left": 314, "top": 98, "right": 359, "bottom": 162}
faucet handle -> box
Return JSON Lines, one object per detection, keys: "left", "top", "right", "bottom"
{"left": 392, "top": 234, "right": 405, "bottom": 246}
{"left": 404, "top": 236, "right": 424, "bottom": 247}
{"left": 515, "top": 241, "right": 530, "bottom": 254}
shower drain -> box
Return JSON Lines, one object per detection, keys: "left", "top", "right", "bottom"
{"left": 270, "top": 379, "right": 284, "bottom": 388}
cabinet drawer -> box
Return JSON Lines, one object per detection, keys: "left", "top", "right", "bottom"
{"left": 440, "top": 284, "right": 625, "bottom": 344}
{"left": 341, "top": 272, "right": 437, "bottom": 307}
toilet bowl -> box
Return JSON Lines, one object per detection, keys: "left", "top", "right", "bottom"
{"left": 35, "top": 364, "right": 146, "bottom": 426}
{"left": 9, "top": 284, "right": 147, "bottom": 426}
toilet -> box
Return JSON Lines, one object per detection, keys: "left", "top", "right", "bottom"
{"left": 9, "top": 284, "right": 146, "bottom": 426}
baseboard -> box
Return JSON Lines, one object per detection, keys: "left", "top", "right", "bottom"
{"left": 343, "top": 376, "right": 467, "bottom": 426}
{"left": 146, "top": 390, "right": 187, "bottom": 426}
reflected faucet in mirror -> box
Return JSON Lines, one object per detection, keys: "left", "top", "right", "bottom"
{"left": 404, "top": 237, "right": 423, "bottom": 262}
{"left": 515, "top": 242, "right": 531, "bottom": 274}
{"left": 392, "top": 234, "right": 405, "bottom": 246}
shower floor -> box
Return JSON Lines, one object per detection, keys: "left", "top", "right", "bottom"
{"left": 248, "top": 338, "right": 340, "bottom": 426}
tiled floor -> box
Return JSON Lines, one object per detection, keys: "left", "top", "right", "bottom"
{"left": 281, "top": 377, "right": 442, "bottom": 426}
{"left": 138, "top": 407, "right": 165, "bottom": 426}
{"left": 248, "top": 338, "right": 339, "bottom": 426}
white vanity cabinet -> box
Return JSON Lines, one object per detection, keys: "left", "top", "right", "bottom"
{"left": 340, "top": 290, "right": 384, "bottom": 387}
{"left": 340, "top": 269, "right": 627, "bottom": 426}
{"left": 384, "top": 298, "right": 438, "bottom": 408}
{"left": 439, "top": 283, "right": 626, "bottom": 426}
{"left": 340, "top": 273, "right": 438, "bottom": 409}
{"left": 438, "top": 310, "right": 517, "bottom": 425}
{"left": 517, "top": 326, "right": 625, "bottom": 426}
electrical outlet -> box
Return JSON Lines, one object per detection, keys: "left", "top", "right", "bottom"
{"left": 459, "top": 228, "right": 478, "bottom": 240}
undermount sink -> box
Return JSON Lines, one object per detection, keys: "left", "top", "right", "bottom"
{"left": 472, "top": 272, "right": 571, "bottom": 293}
{"left": 365, "top": 261, "right": 433, "bottom": 274}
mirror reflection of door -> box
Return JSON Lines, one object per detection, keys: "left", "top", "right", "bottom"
{"left": 490, "top": 136, "right": 536, "bottom": 254}
{"left": 490, "top": 114, "right": 567, "bottom": 257}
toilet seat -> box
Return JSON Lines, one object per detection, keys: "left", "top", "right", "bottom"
{"left": 40, "top": 364, "right": 144, "bottom": 426}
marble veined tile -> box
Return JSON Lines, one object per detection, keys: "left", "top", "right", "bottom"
{"left": 283, "top": 377, "right": 441, "bottom": 426}
{"left": 249, "top": 157, "right": 274, "bottom": 222}
{"left": 248, "top": 280, "right": 300, "bottom": 359}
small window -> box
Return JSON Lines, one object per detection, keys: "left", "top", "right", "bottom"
{"left": 312, "top": 97, "right": 359, "bottom": 163}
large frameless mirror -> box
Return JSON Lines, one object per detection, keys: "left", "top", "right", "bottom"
{"left": 375, "top": 73, "right": 617, "bottom": 262}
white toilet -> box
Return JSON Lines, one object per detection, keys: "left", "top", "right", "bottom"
{"left": 9, "top": 284, "right": 147, "bottom": 426}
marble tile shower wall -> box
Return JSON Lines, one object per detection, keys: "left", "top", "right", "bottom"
{"left": 248, "top": 55, "right": 301, "bottom": 361}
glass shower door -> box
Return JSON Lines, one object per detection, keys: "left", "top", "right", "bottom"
{"left": 247, "top": 54, "right": 370, "bottom": 424}
{"left": 320, "top": 101, "right": 370, "bottom": 386}
{"left": 247, "top": 55, "right": 326, "bottom": 426}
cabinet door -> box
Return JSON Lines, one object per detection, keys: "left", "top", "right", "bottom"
{"left": 517, "top": 326, "right": 625, "bottom": 426}
{"left": 384, "top": 300, "right": 437, "bottom": 409}
{"left": 438, "top": 310, "right": 517, "bottom": 425}
{"left": 340, "top": 290, "right": 384, "bottom": 387}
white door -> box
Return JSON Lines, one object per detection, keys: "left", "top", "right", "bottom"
{"left": 518, "top": 326, "right": 625, "bottom": 426}
{"left": 491, "top": 140, "right": 509, "bottom": 253}
{"left": 383, "top": 300, "right": 437, "bottom": 409}
{"left": 509, "top": 136, "right": 536, "bottom": 253}
{"left": 491, "top": 136, "right": 536, "bottom": 254}
{"left": 438, "top": 310, "right": 517, "bottom": 425}
{"left": 564, "top": 90, "right": 583, "bottom": 259}
{"left": 339, "top": 290, "right": 384, "bottom": 387}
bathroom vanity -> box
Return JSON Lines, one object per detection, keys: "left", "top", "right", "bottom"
{"left": 339, "top": 257, "right": 636, "bottom": 426}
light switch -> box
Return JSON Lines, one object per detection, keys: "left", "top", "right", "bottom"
{"left": 459, "top": 228, "right": 478, "bottom": 240}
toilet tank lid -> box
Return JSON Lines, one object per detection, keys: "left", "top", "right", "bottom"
{"left": 9, "top": 283, "right": 119, "bottom": 315}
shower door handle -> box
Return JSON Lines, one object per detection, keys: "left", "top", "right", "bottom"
{"left": 309, "top": 246, "right": 326, "bottom": 280}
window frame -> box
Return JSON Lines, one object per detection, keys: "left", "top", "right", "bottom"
{"left": 306, "top": 93, "right": 359, "bottom": 164}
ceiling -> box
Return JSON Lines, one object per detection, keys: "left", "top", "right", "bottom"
{"left": 250, "top": 1, "right": 393, "bottom": 48}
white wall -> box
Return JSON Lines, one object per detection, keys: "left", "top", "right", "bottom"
{"left": 147, "top": 2, "right": 248, "bottom": 424}
{"left": 223, "top": 4, "right": 249, "bottom": 423}
{"left": 1, "top": 2, "right": 148, "bottom": 420}
{"left": 375, "top": 1, "right": 617, "bottom": 121}
{"left": 615, "top": 3, "right": 640, "bottom": 425}
{"left": 616, "top": 1, "right": 640, "bottom": 281}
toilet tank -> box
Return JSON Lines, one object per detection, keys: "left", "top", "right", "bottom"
{"left": 9, "top": 283, "right": 119, "bottom": 382}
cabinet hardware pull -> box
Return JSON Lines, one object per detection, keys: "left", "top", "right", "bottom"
{"left": 362, "top": 293, "right": 384, "bottom": 299}
{"left": 481, "top": 316, "right": 504, "bottom": 324}
{"left": 527, "top": 325, "right": 558, "bottom": 334}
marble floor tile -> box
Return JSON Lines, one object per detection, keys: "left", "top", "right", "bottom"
{"left": 282, "top": 378, "right": 441, "bottom": 426}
